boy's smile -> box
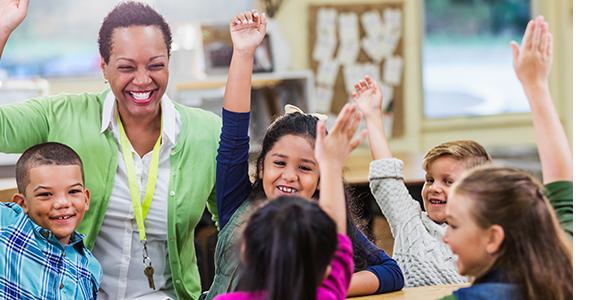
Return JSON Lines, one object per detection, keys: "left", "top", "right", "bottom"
{"left": 17, "top": 165, "right": 89, "bottom": 244}
{"left": 421, "top": 156, "right": 467, "bottom": 223}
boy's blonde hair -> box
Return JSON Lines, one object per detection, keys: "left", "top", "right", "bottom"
{"left": 422, "top": 140, "right": 491, "bottom": 171}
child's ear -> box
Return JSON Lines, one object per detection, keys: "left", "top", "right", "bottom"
{"left": 83, "top": 188, "right": 91, "bottom": 212}
{"left": 485, "top": 224, "right": 505, "bottom": 254}
{"left": 12, "top": 193, "right": 27, "bottom": 212}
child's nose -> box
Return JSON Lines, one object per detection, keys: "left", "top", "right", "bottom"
{"left": 53, "top": 195, "right": 71, "bottom": 208}
{"left": 282, "top": 168, "right": 298, "bottom": 182}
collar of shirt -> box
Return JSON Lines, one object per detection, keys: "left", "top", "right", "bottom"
{"left": 100, "top": 90, "right": 180, "bottom": 147}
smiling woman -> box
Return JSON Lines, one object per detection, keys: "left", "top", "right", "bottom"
{"left": 0, "top": 1, "right": 221, "bottom": 299}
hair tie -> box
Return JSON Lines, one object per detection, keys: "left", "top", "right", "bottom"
{"left": 284, "top": 104, "right": 328, "bottom": 121}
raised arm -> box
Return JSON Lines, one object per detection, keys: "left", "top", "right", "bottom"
{"left": 215, "top": 10, "right": 267, "bottom": 228}
{"left": 0, "top": 0, "right": 29, "bottom": 58}
{"left": 352, "top": 76, "right": 393, "bottom": 160}
{"left": 314, "top": 103, "right": 365, "bottom": 234}
{"left": 224, "top": 10, "right": 266, "bottom": 113}
{"left": 511, "top": 16, "right": 572, "bottom": 183}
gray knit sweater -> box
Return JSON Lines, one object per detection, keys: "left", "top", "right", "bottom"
{"left": 368, "top": 158, "right": 468, "bottom": 287}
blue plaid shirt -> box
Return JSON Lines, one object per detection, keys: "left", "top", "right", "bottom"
{"left": 0, "top": 202, "right": 102, "bottom": 299}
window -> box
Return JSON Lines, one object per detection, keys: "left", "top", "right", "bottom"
{"left": 423, "top": 0, "right": 530, "bottom": 119}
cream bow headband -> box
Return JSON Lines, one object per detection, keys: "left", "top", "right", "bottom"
{"left": 284, "top": 104, "right": 328, "bottom": 121}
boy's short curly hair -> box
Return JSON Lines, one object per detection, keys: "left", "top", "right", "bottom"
{"left": 98, "top": 1, "right": 172, "bottom": 63}
{"left": 422, "top": 140, "right": 491, "bottom": 171}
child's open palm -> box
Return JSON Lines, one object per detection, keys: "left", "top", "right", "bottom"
{"left": 511, "top": 15, "right": 553, "bottom": 87}
{"left": 315, "top": 104, "right": 366, "bottom": 167}
{"left": 352, "top": 76, "right": 383, "bottom": 120}
{"left": 0, "top": 0, "right": 29, "bottom": 37}
{"left": 230, "top": 10, "right": 267, "bottom": 53}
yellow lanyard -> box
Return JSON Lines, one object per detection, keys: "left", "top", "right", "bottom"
{"left": 116, "top": 112, "right": 162, "bottom": 242}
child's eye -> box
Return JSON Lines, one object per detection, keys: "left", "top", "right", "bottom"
{"left": 273, "top": 161, "right": 285, "bottom": 166}
{"left": 149, "top": 63, "right": 165, "bottom": 70}
{"left": 445, "top": 179, "right": 454, "bottom": 186}
{"left": 69, "top": 189, "right": 82, "bottom": 194}
{"left": 299, "top": 165, "right": 313, "bottom": 172}
{"left": 425, "top": 177, "right": 434, "bottom": 184}
{"left": 36, "top": 192, "right": 51, "bottom": 198}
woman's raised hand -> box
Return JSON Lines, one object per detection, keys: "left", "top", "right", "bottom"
{"left": 230, "top": 10, "right": 267, "bottom": 53}
{"left": 0, "top": 0, "right": 29, "bottom": 37}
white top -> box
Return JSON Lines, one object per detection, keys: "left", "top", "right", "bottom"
{"left": 369, "top": 158, "right": 468, "bottom": 287}
{"left": 94, "top": 91, "right": 181, "bottom": 300}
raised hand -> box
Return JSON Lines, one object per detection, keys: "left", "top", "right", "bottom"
{"left": 351, "top": 76, "right": 392, "bottom": 160}
{"left": 315, "top": 103, "right": 365, "bottom": 234}
{"left": 230, "top": 10, "right": 267, "bottom": 53}
{"left": 511, "top": 15, "right": 552, "bottom": 88}
{"left": 0, "top": 0, "right": 29, "bottom": 58}
{"left": 314, "top": 103, "right": 366, "bottom": 168}
{"left": 352, "top": 76, "right": 383, "bottom": 121}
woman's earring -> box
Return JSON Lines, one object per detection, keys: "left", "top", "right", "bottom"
{"left": 104, "top": 79, "right": 108, "bottom": 84}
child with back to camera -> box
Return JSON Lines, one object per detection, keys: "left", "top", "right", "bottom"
{"left": 440, "top": 165, "right": 573, "bottom": 300}
{"left": 215, "top": 102, "right": 364, "bottom": 300}
{"left": 511, "top": 15, "right": 572, "bottom": 237}
{"left": 205, "top": 9, "right": 404, "bottom": 299}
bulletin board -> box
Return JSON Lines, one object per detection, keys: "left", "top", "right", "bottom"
{"left": 308, "top": 2, "right": 405, "bottom": 136}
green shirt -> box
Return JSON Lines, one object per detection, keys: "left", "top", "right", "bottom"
{"left": 0, "top": 90, "right": 221, "bottom": 299}
{"left": 545, "top": 181, "right": 573, "bottom": 237}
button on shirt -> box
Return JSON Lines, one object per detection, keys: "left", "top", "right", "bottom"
{"left": 94, "top": 92, "right": 180, "bottom": 300}
{"left": 0, "top": 202, "right": 102, "bottom": 300}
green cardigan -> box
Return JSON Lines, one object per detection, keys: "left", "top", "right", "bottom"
{"left": 0, "top": 90, "right": 221, "bottom": 299}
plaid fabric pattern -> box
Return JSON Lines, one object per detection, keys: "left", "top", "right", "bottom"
{"left": 0, "top": 203, "right": 102, "bottom": 300}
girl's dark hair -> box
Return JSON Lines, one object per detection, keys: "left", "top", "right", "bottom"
{"left": 249, "top": 112, "right": 374, "bottom": 271}
{"left": 238, "top": 196, "right": 337, "bottom": 300}
{"left": 454, "top": 166, "right": 573, "bottom": 300}
{"left": 98, "top": 1, "right": 172, "bottom": 63}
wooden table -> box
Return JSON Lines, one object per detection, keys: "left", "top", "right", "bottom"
{"left": 349, "top": 284, "right": 469, "bottom": 300}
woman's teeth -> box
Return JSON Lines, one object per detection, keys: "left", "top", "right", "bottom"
{"left": 130, "top": 91, "right": 151, "bottom": 100}
{"left": 430, "top": 199, "right": 446, "bottom": 204}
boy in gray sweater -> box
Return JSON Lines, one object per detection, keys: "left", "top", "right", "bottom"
{"left": 351, "top": 77, "right": 491, "bottom": 287}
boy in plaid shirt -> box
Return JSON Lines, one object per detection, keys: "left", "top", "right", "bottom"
{"left": 0, "top": 142, "right": 102, "bottom": 299}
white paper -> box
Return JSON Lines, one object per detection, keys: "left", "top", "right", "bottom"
{"left": 315, "top": 86, "right": 334, "bottom": 113}
{"left": 361, "top": 36, "right": 385, "bottom": 62}
{"left": 361, "top": 10, "right": 384, "bottom": 38}
{"left": 336, "top": 42, "right": 360, "bottom": 65}
{"left": 338, "top": 13, "right": 359, "bottom": 43}
{"left": 316, "top": 60, "right": 340, "bottom": 86}
{"left": 312, "top": 37, "right": 337, "bottom": 62}
{"left": 383, "top": 56, "right": 404, "bottom": 86}
{"left": 313, "top": 8, "right": 338, "bottom": 62}
{"left": 384, "top": 8, "right": 402, "bottom": 33}
{"left": 343, "top": 63, "right": 380, "bottom": 93}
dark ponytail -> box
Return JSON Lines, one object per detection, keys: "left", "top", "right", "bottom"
{"left": 237, "top": 196, "right": 337, "bottom": 300}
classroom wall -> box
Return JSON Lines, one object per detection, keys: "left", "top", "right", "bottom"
{"left": 45, "top": 0, "right": 573, "bottom": 158}
{"left": 274, "top": 0, "right": 573, "bottom": 156}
